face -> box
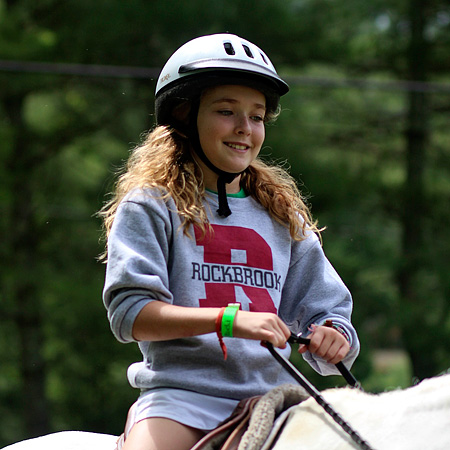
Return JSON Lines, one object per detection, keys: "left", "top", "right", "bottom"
{"left": 196, "top": 84, "right": 266, "bottom": 179}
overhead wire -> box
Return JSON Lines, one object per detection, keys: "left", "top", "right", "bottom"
{"left": 0, "top": 59, "right": 449, "bottom": 94}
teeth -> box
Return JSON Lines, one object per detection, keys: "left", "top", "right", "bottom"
{"left": 227, "top": 143, "right": 247, "bottom": 150}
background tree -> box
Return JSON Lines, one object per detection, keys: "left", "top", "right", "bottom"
{"left": 396, "top": 0, "right": 448, "bottom": 380}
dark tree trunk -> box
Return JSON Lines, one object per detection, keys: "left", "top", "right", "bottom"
{"left": 5, "top": 93, "right": 51, "bottom": 437}
{"left": 398, "top": 0, "right": 435, "bottom": 380}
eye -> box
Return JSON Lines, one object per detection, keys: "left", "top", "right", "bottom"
{"left": 218, "top": 110, "right": 233, "bottom": 116}
{"left": 251, "top": 115, "right": 265, "bottom": 122}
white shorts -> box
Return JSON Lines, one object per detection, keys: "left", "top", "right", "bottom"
{"left": 126, "top": 388, "right": 240, "bottom": 434}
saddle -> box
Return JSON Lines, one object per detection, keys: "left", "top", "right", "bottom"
{"left": 192, "top": 384, "right": 308, "bottom": 450}
{"left": 191, "top": 396, "right": 261, "bottom": 450}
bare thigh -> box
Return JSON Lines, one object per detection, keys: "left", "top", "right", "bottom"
{"left": 121, "top": 417, "right": 206, "bottom": 450}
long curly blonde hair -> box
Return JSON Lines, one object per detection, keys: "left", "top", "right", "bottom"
{"left": 98, "top": 125, "right": 321, "bottom": 259}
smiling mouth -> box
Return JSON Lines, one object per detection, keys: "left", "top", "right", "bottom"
{"left": 225, "top": 142, "right": 249, "bottom": 150}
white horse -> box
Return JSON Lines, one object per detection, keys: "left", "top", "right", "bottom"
{"left": 3, "top": 373, "right": 450, "bottom": 450}
{"left": 264, "top": 373, "right": 450, "bottom": 450}
{"left": 1, "top": 431, "right": 118, "bottom": 450}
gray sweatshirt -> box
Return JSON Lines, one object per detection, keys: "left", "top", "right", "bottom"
{"left": 103, "top": 188, "right": 359, "bottom": 400}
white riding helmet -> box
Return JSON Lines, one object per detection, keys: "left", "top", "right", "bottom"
{"left": 155, "top": 33, "right": 289, "bottom": 126}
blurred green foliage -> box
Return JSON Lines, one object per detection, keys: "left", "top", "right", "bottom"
{"left": 0, "top": 0, "right": 449, "bottom": 446}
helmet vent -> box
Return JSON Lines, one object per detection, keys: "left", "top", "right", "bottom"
{"left": 223, "top": 42, "right": 236, "bottom": 55}
{"left": 260, "top": 52, "right": 268, "bottom": 65}
{"left": 242, "top": 44, "right": 254, "bottom": 58}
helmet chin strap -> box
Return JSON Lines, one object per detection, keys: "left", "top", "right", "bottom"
{"left": 188, "top": 101, "right": 242, "bottom": 217}
{"left": 191, "top": 129, "right": 241, "bottom": 217}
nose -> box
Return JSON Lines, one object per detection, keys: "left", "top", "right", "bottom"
{"left": 235, "top": 115, "right": 251, "bottom": 135}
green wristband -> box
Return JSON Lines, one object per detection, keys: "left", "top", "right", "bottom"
{"left": 221, "top": 303, "right": 240, "bottom": 338}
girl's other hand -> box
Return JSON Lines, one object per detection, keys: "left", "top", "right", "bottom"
{"left": 232, "top": 311, "right": 291, "bottom": 349}
{"left": 297, "top": 324, "right": 350, "bottom": 365}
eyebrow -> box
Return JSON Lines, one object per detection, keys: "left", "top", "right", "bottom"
{"left": 211, "top": 97, "right": 266, "bottom": 110}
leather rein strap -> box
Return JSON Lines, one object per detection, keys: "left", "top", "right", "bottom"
{"left": 264, "top": 339, "right": 376, "bottom": 450}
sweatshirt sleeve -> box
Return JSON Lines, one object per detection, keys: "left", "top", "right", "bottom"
{"left": 279, "top": 232, "right": 360, "bottom": 375}
{"left": 102, "top": 194, "right": 173, "bottom": 343}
